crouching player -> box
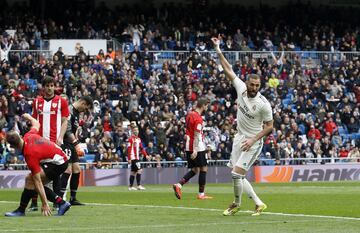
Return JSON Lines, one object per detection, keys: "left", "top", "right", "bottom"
{"left": 5, "top": 114, "right": 71, "bottom": 217}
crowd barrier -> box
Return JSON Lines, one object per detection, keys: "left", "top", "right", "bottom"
{"left": 1, "top": 162, "right": 360, "bottom": 189}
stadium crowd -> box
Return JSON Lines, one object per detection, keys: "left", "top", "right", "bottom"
{"left": 0, "top": 1, "right": 359, "bottom": 169}
{"left": 0, "top": 1, "right": 359, "bottom": 53}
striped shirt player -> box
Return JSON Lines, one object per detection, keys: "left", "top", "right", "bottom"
{"left": 127, "top": 134, "right": 148, "bottom": 169}
{"left": 32, "top": 95, "right": 69, "bottom": 143}
{"left": 5, "top": 114, "right": 71, "bottom": 217}
{"left": 23, "top": 128, "right": 68, "bottom": 177}
{"left": 185, "top": 111, "right": 206, "bottom": 153}
{"left": 212, "top": 36, "right": 273, "bottom": 216}
{"left": 173, "top": 98, "right": 212, "bottom": 200}
{"left": 127, "top": 126, "right": 150, "bottom": 190}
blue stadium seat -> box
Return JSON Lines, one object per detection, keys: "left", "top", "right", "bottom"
{"left": 282, "top": 98, "right": 292, "bottom": 108}
{"left": 84, "top": 154, "right": 96, "bottom": 163}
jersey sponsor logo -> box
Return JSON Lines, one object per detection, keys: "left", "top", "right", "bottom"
{"left": 238, "top": 105, "right": 255, "bottom": 119}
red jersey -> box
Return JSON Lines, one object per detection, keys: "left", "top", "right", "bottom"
{"left": 185, "top": 111, "right": 205, "bottom": 152}
{"left": 32, "top": 95, "right": 69, "bottom": 143}
{"left": 127, "top": 135, "right": 148, "bottom": 161}
{"left": 23, "top": 128, "right": 68, "bottom": 176}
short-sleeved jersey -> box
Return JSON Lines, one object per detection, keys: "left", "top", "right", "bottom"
{"left": 232, "top": 77, "right": 273, "bottom": 138}
{"left": 185, "top": 111, "right": 206, "bottom": 152}
{"left": 64, "top": 106, "right": 80, "bottom": 143}
{"left": 32, "top": 95, "right": 69, "bottom": 143}
{"left": 127, "top": 135, "right": 148, "bottom": 161}
{"left": 23, "top": 128, "right": 68, "bottom": 176}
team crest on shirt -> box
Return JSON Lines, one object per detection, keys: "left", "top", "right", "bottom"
{"left": 252, "top": 105, "right": 256, "bottom": 111}
{"left": 52, "top": 103, "right": 58, "bottom": 108}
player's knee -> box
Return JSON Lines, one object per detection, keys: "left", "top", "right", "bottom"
{"left": 192, "top": 167, "right": 200, "bottom": 174}
{"left": 200, "top": 166, "right": 208, "bottom": 172}
{"left": 72, "top": 163, "right": 81, "bottom": 173}
{"left": 25, "top": 175, "right": 35, "bottom": 189}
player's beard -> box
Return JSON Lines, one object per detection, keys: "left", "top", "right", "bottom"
{"left": 247, "top": 90, "right": 258, "bottom": 98}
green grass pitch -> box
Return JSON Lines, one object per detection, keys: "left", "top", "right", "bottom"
{"left": 0, "top": 182, "right": 360, "bottom": 232}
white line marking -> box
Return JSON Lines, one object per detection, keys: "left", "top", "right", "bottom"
{"left": 1, "top": 200, "right": 360, "bottom": 222}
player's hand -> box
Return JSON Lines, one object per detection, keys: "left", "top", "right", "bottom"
{"left": 56, "top": 138, "right": 63, "bottom": 146}
{"left": 75, "top": 144, "right": 85, "bottom": 157}
{"left": 21, "top": 113, "right": 32, "bottom": 121}
{"left": 211, "top": 35, "right": 221, "bottom": 52}
{"left": 241, "top": 138, "right": 256, "bottom": 152}
{"left": 190, "top": 151, "right": 198, "bottom": 160}
{"left": 146, "top": 156, "right": 152, "bottom": 161}
{"left": 41, "top": 203, "right": 52, "bottom": 216}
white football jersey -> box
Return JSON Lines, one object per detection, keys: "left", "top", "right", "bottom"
{"left": 232, "top": 77, "right": 273, "bottom": 138}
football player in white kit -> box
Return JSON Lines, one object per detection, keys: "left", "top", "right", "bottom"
{"left": 211, "top": 36, "right": 274, "bottom": 216}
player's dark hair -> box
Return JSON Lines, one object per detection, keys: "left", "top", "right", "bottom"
{"left": 79, "top": 96, "right": 93, "bottom": 109}
{"left": 42, "top": 76, "right": 55, "bottom": 86}
{"left": 6, "top": 131, "right": 22, "bottom": 149}
{"left": 247, "top": 74, "right": 260, "bottom": 81}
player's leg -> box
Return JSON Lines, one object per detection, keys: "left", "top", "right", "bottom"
{"left": 197, "top": 151, "right": 212, "bottom": 199}
{"left": 129, "top": 160, "right": 139, "bottom": 190}
{"left": 28, "top": 194, "right": 38, "bottom": 212}
{"left": 59, "top": 143, "right": 73, "bottom": 199}
{"left": 223, "top": 134, "right": 244, "bottom": 215}
{"left": 173, "top": 152, "right": 198, "bottom": 199}
{"left": 239, "top": 145, "right": 267, "bottom": 216}
{"left": 136, "top": 168, "right": 146, "bottom": 190}
{"left": 39, "top": 163, "right": 71, "bottom": 215}
{"left": 5, "top": 174, "right": 37, "bottom": 216}
{"left": 69, "top": 162, "right": 84, "bottom": 205}
{"left": 59, "top": 164, "right": 72, "bottom": 198}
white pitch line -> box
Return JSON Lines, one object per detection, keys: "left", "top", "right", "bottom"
{"left": 1, "top": 200, "right": 360, "bottom": 222}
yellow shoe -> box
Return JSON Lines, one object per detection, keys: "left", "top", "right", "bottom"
{"left": 223, "top": 202, "right": 240, "bottom": 216}
{"left": 252, "top": 204, "right": 267, "bottom": 216}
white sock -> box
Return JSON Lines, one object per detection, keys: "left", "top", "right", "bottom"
{"left": 231, "top": 171, "right": 244, "bottom": 206}
{"left": 243, "top": 178, "right": 263, "bottom": 206}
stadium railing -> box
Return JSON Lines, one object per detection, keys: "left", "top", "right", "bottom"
{"left": 128, "top": 50, "right": 360, "bottom": 67}
{"left": 1, "top": 157, "right": 358, "bottom": 170}
{"left": 8, "top": 50, "right": 53, "bottom": 63}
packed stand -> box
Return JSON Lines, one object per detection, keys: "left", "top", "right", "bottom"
{"left": 0, "top": 1, "right": 359, "bottom": 55}
{"left": 0, "top": 3, "right": 359, "bottom": 169}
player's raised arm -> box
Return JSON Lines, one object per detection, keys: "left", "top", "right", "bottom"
{"left": 22, "top": 113, "right": 40, "bottom": 131}
{"left": 211, "top": 36, "right": 237, "bottom": 82}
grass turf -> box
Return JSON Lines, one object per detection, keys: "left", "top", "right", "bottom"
{"left": 0, "top": 182, "right": 360, "bottom": 232}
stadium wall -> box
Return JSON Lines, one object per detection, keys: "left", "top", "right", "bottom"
{"left": 0, "top": 167, "right": 250, "bottom": 188}
{"left": 1, "top": 164, "right": 360, "bottom": 188}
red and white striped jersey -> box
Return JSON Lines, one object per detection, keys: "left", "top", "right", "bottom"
{"left": 185, "top": 111, "right": 206, "bottom": 152}
{"left": 127, "top": 135, "right": 148, "bottom": 161}
{"left": 32, "top": 95, "right": 70, "bottom": 143}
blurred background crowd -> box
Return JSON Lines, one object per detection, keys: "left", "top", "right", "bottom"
{"left": 0, "top": 0, "right": 359, "bottom": 169}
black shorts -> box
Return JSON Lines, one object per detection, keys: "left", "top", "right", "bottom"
{"left": 186, "top": 151, "right": 207, "bottom": 168}
{"left": 41, "top": 161, "right": 69, "bottom": 181}
{"left": 62, "top": 142, "right": 79, "bottom": 163}
{"left": 130, "top": 160, "right": 142, "bottom": 172}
